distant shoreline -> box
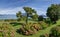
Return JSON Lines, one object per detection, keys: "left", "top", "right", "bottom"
{"left": 0, "top": 14, "right": 47, "bottom": 20}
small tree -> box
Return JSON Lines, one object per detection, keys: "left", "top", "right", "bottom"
{"left": 23, "top": 7, "right": 38, "bottom": 24}
{"left": 16, "top": 11, "right": 22, "bottom": 21}
{"left": 38, "top": 16, "right": 43, "bottom": 21}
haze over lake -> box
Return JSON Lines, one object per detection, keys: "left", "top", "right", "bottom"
{"left": 0, "top": 14, "right": 47, "bottom": 19}
{"left": 0, "top": 14, "right": 17, "bottom": 19}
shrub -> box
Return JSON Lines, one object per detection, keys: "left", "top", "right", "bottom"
{"left": 49, "top": 26, "right": 60, "bottom": 37}
{"left": 38, "top": 16, "right": 43, "bottom": 21}
{"left": 39, "top": 21, "right": 48, "bottom": 29}
{"left": 17, "top": 23, "right": 42, "bottom": 35}
{"left": 0, "top": 23, "right": 15, "bottom": 37}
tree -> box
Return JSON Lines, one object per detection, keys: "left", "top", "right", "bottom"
{"left": 46, "top": 4, "right": 60, "bottom": 24}
{"left": 38, "top": 15, "right": 43, "bottom": 21}
{"left": 16, "top": 11, "right": 22, "bottom": 21}
{"left": 23, "top": 7, "right": 38, "bottom": 24}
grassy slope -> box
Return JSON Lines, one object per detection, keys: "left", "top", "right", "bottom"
{"left": 14, "top": 20, "right": 60, "bottom": 37}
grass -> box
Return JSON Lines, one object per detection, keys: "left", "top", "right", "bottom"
{"left": 0, "top": 23, "right": 16, "bottom": 37}
{"left": 13, "top": 20, "right": 60, "bottom": 37}
{"left": 0, "top": 20, "right": 60, "bottom": 37}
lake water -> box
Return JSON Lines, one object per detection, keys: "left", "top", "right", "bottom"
{"left": 0, "top": 14, "right": 17, "bottom": 19}
{"left": 0, "top": 14, "right": 47, "bottom": 19}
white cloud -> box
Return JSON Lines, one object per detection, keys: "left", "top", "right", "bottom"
{"left": 0, "top": 7, "right": 25, "bottom": 14}
{"left": 0, "top": 6, "right": 46, "bottom": 15}
{"left": 31, "top": 7, "right": 46, "bottom": 15}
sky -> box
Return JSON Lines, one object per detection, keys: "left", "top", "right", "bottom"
{"left": 0, "top": 0, "right": 60, "bottom": 15}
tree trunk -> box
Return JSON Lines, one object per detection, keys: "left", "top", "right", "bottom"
{"left": 26, "top": 13, "right": 28, "bottom": 24}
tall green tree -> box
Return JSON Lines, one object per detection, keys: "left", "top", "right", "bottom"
{"left": 23, "top": 7, "right": 38, "bottom": 24}
{"left": 46, "top": 4, "right": 60, "bottom": 24}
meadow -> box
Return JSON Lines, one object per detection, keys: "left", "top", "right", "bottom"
{"left": 0, "top": 19, "right": 60, "bottom": 37}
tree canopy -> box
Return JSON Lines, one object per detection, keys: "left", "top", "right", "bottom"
{"left": 46, "top": 4, "right": 60, "bottom": 24}
{"left": 23, "top": 7, "right": 38, "bottom": 24}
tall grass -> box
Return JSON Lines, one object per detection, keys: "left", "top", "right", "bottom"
{"left": 0, "top": 23, "right": 16, "bottom": 37}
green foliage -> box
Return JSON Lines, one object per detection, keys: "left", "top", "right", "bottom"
{"left": 39, "top": 21, "right": 48, "bottom": 29}
{"left": 16, "top": 11, "right": 22, "bottom": 21}
{"left": 46, "top": 4, "right": 60, "bottom": 24}
{"left": 49, "top": 26, "right": 60, "bottom": 37}
{"left": 23, "top": 7, "right": 33, "bottom": 24}
{"left": 16, "top": 11, "right": 22, "bottom": 18}
{"left": 44, "top": 18, "right": 51, "bottom": 25}
{"left": 23, "top": 7, "right": 38, "bottom": 24}
{"left": 17, "top": 23, "right": 42, "bottom": 35}
{"left": 16, "top": 11, "right": 26, "bottom": 21}
{"left": 32, "top": 13, "right": 38, "bottom": 21}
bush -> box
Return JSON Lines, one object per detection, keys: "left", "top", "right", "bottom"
{"left": 17, "top": 23, "right": 42, "bottom": 35}
{"left": 39, "top": 21, "right": 48, "bottom": 29}
{"left": 49, "top": 26, "right": 60, "bottom": 37}
{"left": 0, "top": 23, "right": 15, "bottom": 37}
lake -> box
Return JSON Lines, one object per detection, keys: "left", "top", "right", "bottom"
{"left": 0, "top": 14, "right": 17, "bottom": 19}
{"left": 0, "top": 14, "right": 47, "bottom": 20}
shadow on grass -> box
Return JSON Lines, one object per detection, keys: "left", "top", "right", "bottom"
{"left": 16, "top": 29, "right": 26, "bottom": 35}
{"left": 16, "top": 29, "right": 33, "bottom": 36}
{"left": 10, "top": 22, "right": 24, "bottom": 26}
{"left": 16, "top": 29, "right": 21, "bottom": 34}
{"left": 40, "top": 35, "right": 45, "bottom": 37}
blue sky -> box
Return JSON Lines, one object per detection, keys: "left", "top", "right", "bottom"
{"left": 0, "top": 0, "right": 60, "bottom": 15}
